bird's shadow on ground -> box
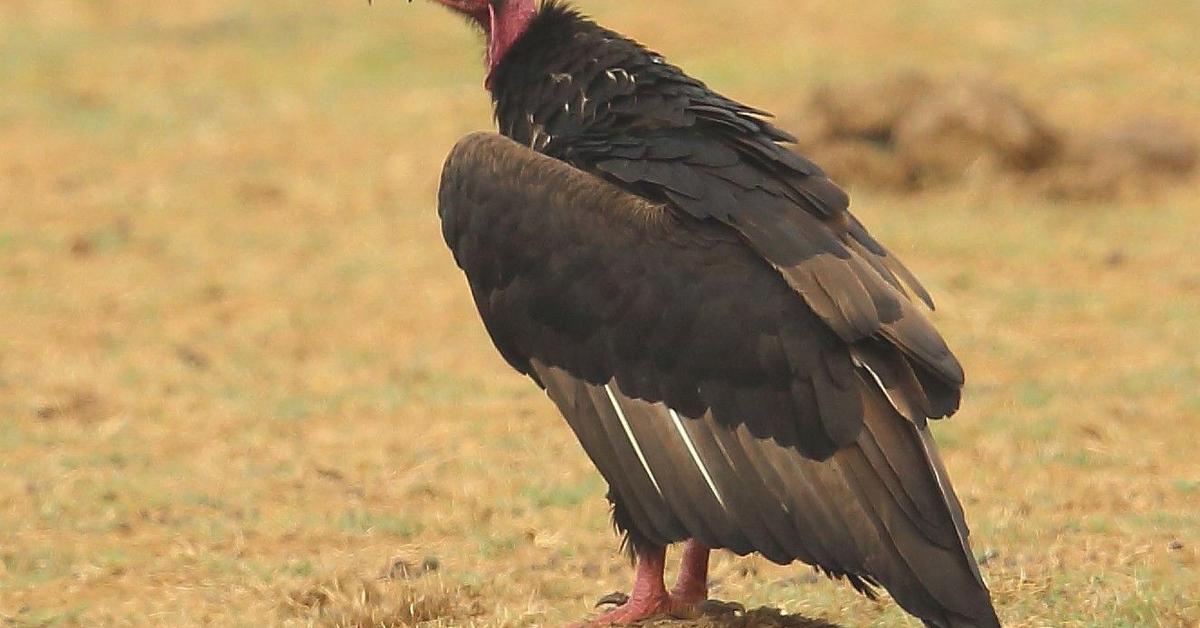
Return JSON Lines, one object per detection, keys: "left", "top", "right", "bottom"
{"left": 603, "top": 601, "right": 845, "bottom": 627}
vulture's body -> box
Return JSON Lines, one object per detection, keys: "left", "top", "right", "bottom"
{"left": 432, "top": 2, "right": 999, "bottom": 626}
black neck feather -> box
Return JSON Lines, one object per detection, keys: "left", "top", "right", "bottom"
{"left": 488, "top": 3, "right": 691, "bottom": 155}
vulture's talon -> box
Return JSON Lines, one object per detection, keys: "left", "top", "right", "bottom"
{"left": 594, "top": 591, "right": 630, "bottom": 608}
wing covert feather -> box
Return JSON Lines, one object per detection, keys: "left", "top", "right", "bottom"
{"left": 440, "top": 132, "right": 867, "bottom": 458}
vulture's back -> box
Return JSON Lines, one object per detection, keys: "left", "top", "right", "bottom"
{"left": 438, "top": 132, "right": 1000, "bottom": 627}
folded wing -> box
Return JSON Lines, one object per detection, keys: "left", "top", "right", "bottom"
{"left": 438, "top": 132, "right": 997, "bottom": 627}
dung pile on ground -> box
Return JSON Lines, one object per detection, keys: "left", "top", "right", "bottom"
{"left": 1034, "top": 118, "right": 1200, "bottom": 201}
{"left": 791, "top": 73, "right": 1198, "bottom": 201}
{"left": 892, "top": 79, "right": 1061, "bottom": 181}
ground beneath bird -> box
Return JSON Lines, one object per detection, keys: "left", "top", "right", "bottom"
{"left": 280, "top": 571, "right": 843, "bottom": 627}
{"left": 607, "top": 603, "right": 844, "bottom": 628}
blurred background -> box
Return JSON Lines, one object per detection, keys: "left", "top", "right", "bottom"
{"left": 0, "top": 1, "right": 1197, "bottom": 626}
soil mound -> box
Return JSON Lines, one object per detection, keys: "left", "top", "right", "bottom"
{"left": 791, "top": 73, "right": 1198, "bottom": 201}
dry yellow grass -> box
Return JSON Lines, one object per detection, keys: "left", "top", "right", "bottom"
{"left": 1, "top": 1, "right": 1197, "bottom": 626}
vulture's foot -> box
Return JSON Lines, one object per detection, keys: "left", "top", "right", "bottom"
{"left": 580, "top": 591, "right": 700, "bottom": 626}
{"left": 575, "top": 543, "right": 709, "bottom": 625}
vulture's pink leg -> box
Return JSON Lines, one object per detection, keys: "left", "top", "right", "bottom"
{"left": 582, "top": 543, "right": 712, "bottom": 625}
{"left": 580, "top": 545, "right": 692, "bottom": 625}
{"left": 670, "top": 539, "right": 711, "bottom": 604}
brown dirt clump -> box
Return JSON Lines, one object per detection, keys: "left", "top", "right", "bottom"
{"left": 892, "top": 79, "right": 1061, "bottom": 181}
{"left": 1034, "top": 117, "right": 1200, "bottom": 201}
{"left": 801, "top": 72, "right": 934, "bottom": 144}
{"left": 792, "top": 73, "right": 1198, "bottom": 201}
{"left": 33, "top": 387, "right": 108, "bottom": 424}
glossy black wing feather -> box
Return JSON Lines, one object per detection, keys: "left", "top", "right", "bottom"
{"left": 493, "top": 17, "right": 963, "bottom": 409}
{"left": 577, "top": 128, "right": 963, "bottom": 385}
{"left": 439, "top": 132, "right": 860, "bottom": 459}
{"left": 530, "top": 361, "right": 999, "bottom": 628}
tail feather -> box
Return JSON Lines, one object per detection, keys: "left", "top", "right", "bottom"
{"left": 532, "top": 360, "right": 1000, "bottom": 627}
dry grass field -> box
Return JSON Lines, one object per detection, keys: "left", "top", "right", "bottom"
{"left": 1, "top": 1, "right": 1198, "bottom": 626}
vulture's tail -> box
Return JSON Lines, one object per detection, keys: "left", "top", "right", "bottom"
{"left": 532, "top": 361, "right": 1000, "bottom": 628}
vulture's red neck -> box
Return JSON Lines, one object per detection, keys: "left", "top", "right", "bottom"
{"left": 483, "top": 0, "right": 538, "bottom": 88}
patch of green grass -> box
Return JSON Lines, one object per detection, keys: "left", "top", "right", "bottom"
{"left": 1104, "top": 581, "right": 1192, "bottom": 627}
{"left": 285, "top": 558, "right": 315, "bottom": 578}
{"left": 0, "top": 419, "right": 24, "bottom": 451}
{"left": 199, "top": 553, "right": 251, "bottom": 578}
{"left": 475, "top": 533, "right": 522, "bottom": 559}
{"left": 1117, "top": 363, "right": 1199, "bottom": 396}
{"left": 930, "top": 426, "right": 962, "bottom": 450}
{"left": 5, "top": 606, "right": 89, "bottom": 627}
{"left": 1046, "top": 449, "right": 1112, "bottom": 469}
{"left": 399, "top": 369, "right": 480, "bottom": 404}
{"left": 520, "top": 476, "right": 603, "bottom": 510}
{"left": 338, "top": 510, "right": 422, "bottom": 538}
{"left": 275, "top": 396, "right": 317, "bottom": 422}
{"left": 183, "top": 492, "right": 230, "bottom": 511}
{"left": 76, "top": 221, "right": 131, "bottom": 255}
{"left": 1015, "top": 381, "right": 1054, "bottom": 409}
{"left": 1129, "top": 511, "right": 1200, "bottom": 530}
{"left": 50, "top": 93, "right": 119, "bottom": 136}
{"left": 1082, "top": 515, "right": 1115, "bottom": 534}
{"left": 1172, "top": 479, "right": 1199, "bottom": 494}
{"left": 456, "top": 570, "right": 487, "bottom": 588}
{"left": 0, "top": 548, "right": 76, "bottom": 586}
{"left": 59, "top": 450, "right": 145, "bottom": 472}
{"left": 1023, "top": 416, "right": 1060, "bottom": 441}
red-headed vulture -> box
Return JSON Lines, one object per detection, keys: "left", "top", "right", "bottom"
{"left": 426, "top": 1, "right": 1000, "bottom": 626}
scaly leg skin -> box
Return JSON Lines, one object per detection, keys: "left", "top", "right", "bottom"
{"left": 669, "top": 539, "right": 710, "bottom": 605}
{"left": 582, "top": 541, "right": 711, "bottom": 626}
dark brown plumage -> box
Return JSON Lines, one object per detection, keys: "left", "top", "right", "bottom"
{"left": 431, "top": 2, "right": 999, "bottom": 626}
